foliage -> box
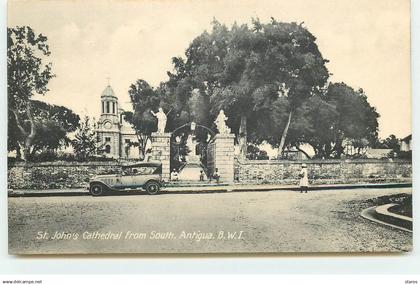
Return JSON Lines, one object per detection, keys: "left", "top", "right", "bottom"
{"left": 12, "top": 152, "right": 118, "bottom": 163}
{"left": 286, "top": 83, "right": 379, "bottom": 159}
{"left": 9, "top": 99, "right": 80, "bottom": 159}
{"left": 21, "top": 152, "right": 76, "bottom": 163}
{"left": 32, "top": 100, "right": 79, "bottom": 152}
{"left": 378, "top": 134, "right": 401, "bottom": 152}
{"left": 373, "top": 134, "right": 411, "bottom": 160}
{"left": 71, "top": 116, "right": 98, "bottom": 160}
{"left": 27, "top": 150, "right": 59, "bottom": 162}
{"left": 8, "top": 26, "right": 55, "bottom": 160}
{"left": 246, "top": 144, "right": 269, "bottom": 160}
{"left": 124, "top": 80, "right": 162, "bottom": 159}
{"left": 165, "top": 18, "right": 329, "bottom": 157}
{"left": 326, "top": 84, "right": 379, "bottom": 156}
{"left": 128, "top": 19, "right": 379, "bottom": 161}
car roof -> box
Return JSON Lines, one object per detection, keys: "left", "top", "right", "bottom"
{"left": 122, "top": 162, "right": 162, "bottom": 168}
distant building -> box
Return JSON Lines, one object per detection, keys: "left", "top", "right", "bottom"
{"left": 365, "top": 148, "right": 392, "bottom": 159}
{"left": 282, "top": 149, "right": 309, "bottom": 160}
{"left": 343, "top": 138, "right": 393, "bottom": 159}
{"left": 400, "top": 134, "right": 412, "bottom": 152}
{"left": 96, "top": 85, "right": 138, "bottom": 159}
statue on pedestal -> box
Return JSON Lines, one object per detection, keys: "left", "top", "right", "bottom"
{"left": 151, "top": 107, "right": 167, "bottom": 133}
{"left": 215, "top": 110, "right": 230, "bottom": 134}
{"left": 186, "top": 134, "right": 197, "bottom": 157}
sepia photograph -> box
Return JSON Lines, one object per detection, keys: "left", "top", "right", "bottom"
{"left": 7, "top": 0, "right": 412, "bottom": 254}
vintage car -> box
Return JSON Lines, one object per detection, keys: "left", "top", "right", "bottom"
{"left": 88, "top": 162, "right": 164, "bottom": 196}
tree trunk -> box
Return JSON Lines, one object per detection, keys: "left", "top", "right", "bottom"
{"left": 138, "top": 140, "right": 144, "bottom": 160}
{"left": 325, "top": 143, "right": 332, "bottom": 158}
{"left": 277, "top": 111, "right": 292, "bottom": 158}
{"left": 23, "top": 135, "right": 35, "bottom": 160}
{"left": 12, "top": 101, "right": 36, "bottom": 161}
{"left": 138, "top": 135, "right": 150, "bottom": 161}
{"left": 334, "top": 135, "right": 344, "bottom": 159}
{"left": 138, "top": 138, "right": 145, "bottom": 160}
{"left": 296, "top": 146, "right": 311, "bottom": 159}
{"left": 238, "top": 114, "right": 247, "bottom": 160}
{"left": 308, "top": 143, "right": 320, "bottom": 158}
{"left": 23, "top": 101, "right": 36, "bottom": 161}
{"left": 16, "top": 144, "right": 21, "bottom": 160}
{"left": 23, "top": 132, "right": 35, "bottom": 160}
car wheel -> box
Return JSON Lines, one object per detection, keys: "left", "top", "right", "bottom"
{"left": 90, "top": 184, "right": 104, "bottom": 196}
{"left": 145, "top": 181, "right": 160, "bottom": 195}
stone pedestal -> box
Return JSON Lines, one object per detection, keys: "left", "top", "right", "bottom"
{"left": 178, "top": 154, "right": 207, "bottom": 181}
{"left": 151, "top": 132, "right": 171, "bottom": 181}
{"left": 207, "top": 134, "right": 235, "bottom": 182}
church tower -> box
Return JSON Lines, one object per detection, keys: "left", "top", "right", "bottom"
{"left": 97, "top": 85, "right": 121, "bottom": 158}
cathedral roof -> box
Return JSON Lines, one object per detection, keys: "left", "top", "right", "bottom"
{"left": 101, "top": 85, "right": 117, "bottom": 98}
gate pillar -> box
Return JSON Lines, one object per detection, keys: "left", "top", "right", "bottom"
{"left": 151, "top": 132, "right": 171, "bottom": 181}
{"left": 207, "top": 134, "right": 235, "bottom": 182}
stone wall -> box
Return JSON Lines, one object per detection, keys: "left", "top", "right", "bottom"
{"left": 8, "top": 158, "right": 412, "bottom": 190}
{"left": 8, "top": 161, "right": 122, "bottom": 190}
{"left": 235, "top": 159, "right": 412, "bottom": 185}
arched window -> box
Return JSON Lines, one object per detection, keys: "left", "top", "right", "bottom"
{"left": 106, "top": 101, "right": 110, "bottom": 113}
{"left": 112, "top": 102, "right": 115, "bottom": 114}
{"left": 105, "top": 145, "right": 111, "bottom": 154}
{"left": 102, "top": 101, "right": 105, "bottom": 113}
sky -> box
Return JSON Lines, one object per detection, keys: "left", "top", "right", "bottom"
{"left": 8, "top": 0, "right": 411, "bottom": 139}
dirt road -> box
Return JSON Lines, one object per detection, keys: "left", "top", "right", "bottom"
{"left": 8, "top": 187, "right": 412, "bottom": 254}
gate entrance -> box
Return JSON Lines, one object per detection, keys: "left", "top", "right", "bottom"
{"left": 170, "top": 122, "right": 215, "bottom": 181}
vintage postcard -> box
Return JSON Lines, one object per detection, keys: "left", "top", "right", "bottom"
{"left": 7, "top": 0, "right": 411, "bottom": 254}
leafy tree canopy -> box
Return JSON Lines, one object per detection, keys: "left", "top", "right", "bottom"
{"left": 129, "top": 19, "right": 379, "bottom": 160}
{"left": 30, "top": 100, "right": 80, "bottom": 155}
{"left": 287, "top": 82, "right": 379, "bottom": 158}
{"left": 8, "top": 26, "right": 55, "bottom": 160}
{"left": 166, "top": 18, "right": 330, "bottom": 156}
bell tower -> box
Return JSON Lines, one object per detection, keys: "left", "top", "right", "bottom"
{"left": 97, "top": 84, "right": 120, "bottom": 158}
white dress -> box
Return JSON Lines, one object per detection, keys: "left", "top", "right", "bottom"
{"left": 299, "top": 168, "right": 309, "bottom": 187}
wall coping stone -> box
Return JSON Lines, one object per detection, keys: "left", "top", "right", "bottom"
{"left": 235, "top": 158, "right": 411, "bottom": 165}
{"left": 8, "top": 160, "right": 136, "bottom": 168}
{"left": 151, "top": 132, "right": 172, "bottom": 137}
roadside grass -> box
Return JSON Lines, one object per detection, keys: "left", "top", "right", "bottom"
{"left": 383, "top": 194, "right": 412, "bottom": 218}
{"left": 366, "top": 193, "right": 412, "bottom": 218}
{"left": 343, "top": 192, "right": 412, "bottom": 220}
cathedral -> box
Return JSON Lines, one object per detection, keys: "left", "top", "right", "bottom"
{"left": 96, "top": 85, "right": 139, "bottom": 159}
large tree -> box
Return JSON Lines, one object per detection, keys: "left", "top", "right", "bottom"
{"left": 124, "top": 79, "right": 162, "bottom": 160}
{"left": 287, "top": 82, "right": 379, "bottom": 159}
{"left": 166, "top": 18, "right": 330, "bottom": 158}
{"left": 287, "top": 94, "right": 339, "bottom": 159}
{"left": 132, "top": 19, "right": 377, "bottom": 161}
{"left": 325, "top": 83, "right": 379, "bottom": 158}
{"left": 29, "top": 100, "right": 80, "bottom": 156}
{"left": 8, "top": 26, "right": 55, "bottom": 160}
{"left": 8, "top": 99, "right": 79, "bottom": 159}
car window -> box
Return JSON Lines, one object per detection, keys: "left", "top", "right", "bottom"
{"left": 131, "top": 167, "right": 156, "bottom": 175}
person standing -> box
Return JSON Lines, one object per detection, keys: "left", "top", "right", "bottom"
{"left": 299, "top": 163, "right": 309, "bottom": 193}
{"left": 171, "top": 169, "right": 179, "bottom": 181}
{"left": 213, "top": 168, "right": 220, "bottom": 183}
